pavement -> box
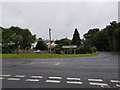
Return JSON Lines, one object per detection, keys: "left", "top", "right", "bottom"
{"left": 1, "top": 52, "right": 120, "bottom": 88}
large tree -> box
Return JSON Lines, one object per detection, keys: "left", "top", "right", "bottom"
{"left": 2, "top": 26, "right": 36, "bottom": 53}
{"left": 83, "top": 28, "right": 100, "bottom": 48}
{"left": 71, "top": 28, "right": 81, "bottom": 46}
{"left": 113, "top": 28, "right": 120, "bottom": 51}
{"left": 83, "top": 28, "right": 99, "bottom": 39}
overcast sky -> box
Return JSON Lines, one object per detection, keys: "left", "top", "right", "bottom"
{"left": 1, "top": 2, "right": 118, "bottom": 40}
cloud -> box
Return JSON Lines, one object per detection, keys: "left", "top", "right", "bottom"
{"left": 1, "top": 2, "right": 118, "bottom": 39}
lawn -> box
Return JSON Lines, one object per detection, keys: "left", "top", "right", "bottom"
{"left": 1, "top": 52, "right": 99, "bottom": 58}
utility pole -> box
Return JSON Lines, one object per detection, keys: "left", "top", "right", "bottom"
{"left": 49, "top": 28, "right": 52, "bottom": 53}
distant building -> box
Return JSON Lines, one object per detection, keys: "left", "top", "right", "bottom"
{"left": 31, "top": 40, "right": 57, "bottom": 49}
{"left": 62, "top": 45, "right": 77, "bottom": 54}
{"left": 47, "top": 42, "right": 57, "bottom": 49}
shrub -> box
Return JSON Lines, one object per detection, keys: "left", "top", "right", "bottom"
{"left": 2, "top": 45, "right": 15, "bottom": 53}
{"left": 55, "top": 47, "right": 61, "bottom": 54}
{"left": 55, "top": 45, "right": 62, "bottom": 54}
{"left": 90, "top": 46, "right": 97, "bottom": 53}
{"left": 76, "top": 46, "right": 96, "bottom": 54}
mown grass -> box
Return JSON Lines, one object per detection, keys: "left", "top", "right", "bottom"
{"left": 0, "top": 52, "right": 99, "bottom": 58}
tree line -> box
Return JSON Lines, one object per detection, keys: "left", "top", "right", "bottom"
{"left": 54, "top": 21, "right": 120, "bottom": 54}
{"left": 83, "top": 21, "right": 120, "bottom": 52}
{"left": 54, "top": 28, "right": 96, "bottom": 54}
{"left": 1, "top": 21, "right": 120, "bottom": 54}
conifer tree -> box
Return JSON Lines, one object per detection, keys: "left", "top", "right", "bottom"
{"left": 71, "top": 28, "right": 81, "bottom": 46}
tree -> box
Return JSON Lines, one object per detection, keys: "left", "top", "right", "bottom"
{"left": 21, "top": 28, "right": 36, "bottom": 49}
{"left": 2, "top": 26, "right": 36, "bottom": 53}
{"left": 83, "top": 28, "right": 99, "bottom": 47}
{"left": 104, "top": 21, "right": 119, "bottom": 51}
{"left": 83, "top": 28, "right": 99, "bottom": 39}
{"left": 93, "top": 30, "right": 109, "bottom": 51}
{"left": 71, "top": 28, "right": 81, "bottom": 46}
{"left": 54, "top": 38, "right": 72, "bottom": 54}
{"left": 83, "top": 21, "right": 120, "bottom": 52}
{"left": 113, "top": 27, "right": 120, "bottom": 51}
{"left": 35, "top": 38, "right": 47, "bottom": 50}
{"left": 55, "top": 38, "right": 71, "bottom": 45}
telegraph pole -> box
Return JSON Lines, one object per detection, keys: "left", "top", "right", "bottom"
{"left": 49, "top": 28, "right": 52, "bottom": 53}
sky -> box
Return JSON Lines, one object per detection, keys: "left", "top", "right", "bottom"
{"left": 1, "top": 1, "right": 118, "bottom": 40}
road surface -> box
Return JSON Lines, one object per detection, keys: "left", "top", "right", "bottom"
{"left": 1, "top": 52, "right": 120, "bottom": 88}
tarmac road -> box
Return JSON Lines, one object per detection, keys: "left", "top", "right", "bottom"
{"left": 1, "top": 52, "right": 120, "bottom": 88}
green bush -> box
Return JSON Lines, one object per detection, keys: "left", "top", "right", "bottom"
{"left": 55, "top": 45, "right": 62, "bottom": 54}
{"left": 76, "top": 46, "right": 97, "bottom": 54}
{"left": 90, "top": 46, "right": 97, "bottom": 53}
{"left": 2, "top": 45, "right": 15, "bottom": 53}
{"left": 55, "top": 47, "right": 61, "bottom": 54}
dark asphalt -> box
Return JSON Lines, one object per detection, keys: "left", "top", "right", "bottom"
{"left": 1, "top": 52, "right": 119, "bottom": 88}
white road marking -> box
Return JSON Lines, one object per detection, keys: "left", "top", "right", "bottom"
{"left": 101, "top": 85, "right": 110, "bottom": 88}
{"left": 110, "top": 80, "right": 120, "bottom": 83}
{"left": 54, "top": 63, "right": 60, "bottom": 65}
{"left": 0, "top": 75, "right": 11, "bottom": 77}
{"left": 116, "top": 84, "right": 120, "bottom": 87}
{"left": 14, "top": 75, "right": 25, "bottom": 78}
{"left": 49, "top": 76, "right": 62, "bottom": 79}
{"left": 90, "top": 82, "right": 108, "bottom": 86}
{"left": 31, "top": 76, "right": 43, "bottom": 79}
{"left": 7, "top": 78, "right": 20, "bottom": 81}
{"left": 0, "top": 77, "right": 4, "bottom": 79}
{"left": 67, "top": 77, "right": 80, "bottom": 80}
{"left": 67, "top": 81, "right": 82, "bottom": 85}
{"left": 26, "top": 79, "right": 39, "bottom": 82}
{"left": 46, "top": 80, "right": 61, "bottom": 83}
{"left": 88, "top": 79, "right": 103, "bottom": 82}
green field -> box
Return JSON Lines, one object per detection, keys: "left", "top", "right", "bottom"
{"left": 1, "top": 52, "right": 99, "bottom": 58}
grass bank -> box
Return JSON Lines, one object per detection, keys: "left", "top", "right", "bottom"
{"left": 1, "top": 52, "right": 99, "bottom": 58}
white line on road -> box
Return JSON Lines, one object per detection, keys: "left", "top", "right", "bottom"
{"left": 14, "top": 75, "right": 25, "bottom": 78}
{"left": 90, "top": 82, "right": 108, "bottom": 86}
{"left": 31, "top": 76, "right": 43, "bottom": 79}
{"left": 116, "top": 84, "right": 120, "bottom": 87}
{"left": 88, "top": 79, "right": 103, "bottom": 82}
{"left": 67, "top": 77, "right": 80, "bottom": 80}
{"left": 54, "top": 63, "right": 60, "bottom": 65}
{"left": 0, "top": 77, "right": 4, "bottom": 79}
{"left": 46, "top": 80, "right": 61, "bottom": 83}
{"left": 49, "top": 76, "right": 62, "bottom": 79}
{"left": 7, "top": 78, "right": 20, "bottom": 81}
{"left": 110, "top": 80, "right": 120, "bottom": 83}
{"left": 67, "top": 81, "right": 82, "bottom": 85}
{"left": 26, "top": 79, "right": 40, "bottom": 82}
{"left": 0, "top": 75, "right": 11, "bottom": 77}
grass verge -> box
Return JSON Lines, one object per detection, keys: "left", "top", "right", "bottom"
{"left": 1, "top": 52, "right": 99, "bottom": 58}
